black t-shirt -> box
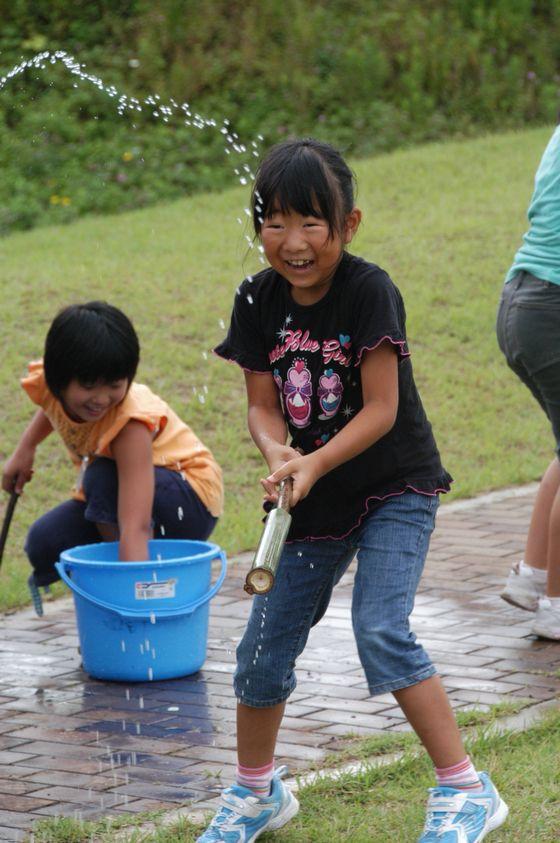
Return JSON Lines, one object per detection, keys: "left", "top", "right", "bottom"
{"left": 215, "top": 252, "right": 451, "bottom": 540}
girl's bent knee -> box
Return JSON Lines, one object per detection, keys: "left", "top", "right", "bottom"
{"left": 234, "top": 657, "right": 296, "bottom": 706}
{"left": 25, "top": 518, "right": 55, "bottom": 565}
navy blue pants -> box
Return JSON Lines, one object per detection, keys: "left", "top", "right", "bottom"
{"left": 25, "top": 457, "right": 217, "bottom": 586}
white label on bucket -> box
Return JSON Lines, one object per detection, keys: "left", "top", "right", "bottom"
{"left": 135, "top": 579, "right": 177, "bottom": 600}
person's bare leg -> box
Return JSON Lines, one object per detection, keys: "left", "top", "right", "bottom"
{"left": 525, "top": 458, "right": 560, "bottom": 571}
{"left": 393, "top": 676, "right": 465, "bottom": 768}
{"left": 237, "top": 701, "right": 285, "bottom": 767}
{"left": 546, "top": 480, "right": 560, "bottom": 597}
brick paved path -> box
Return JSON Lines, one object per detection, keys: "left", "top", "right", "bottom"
{"left": 0, "top": 488, "right": 559, "bottom": 840}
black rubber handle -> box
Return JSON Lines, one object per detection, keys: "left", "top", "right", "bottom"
{"left": 0, "top": 491, "right": 19, "bottom": 569}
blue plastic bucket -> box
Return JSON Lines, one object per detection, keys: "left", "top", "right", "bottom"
{"left": 55, "top": 539, "right": 226, "bottom": 682}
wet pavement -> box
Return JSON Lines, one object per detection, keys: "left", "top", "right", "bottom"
{"left": 0, "top": 487, "right": 559, "bottom": 840}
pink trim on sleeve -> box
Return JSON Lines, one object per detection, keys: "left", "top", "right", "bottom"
{"left": 354, "top": 336, "right": 410, "bottom": 366}
{"left": 212, "top": 349, "right": 270, "bottom": 374}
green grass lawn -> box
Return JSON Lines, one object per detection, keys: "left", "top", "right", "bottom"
{"left": 0, "top": 125, "right": 554, "bottom": 612}
{"left": 32, "top": 707, "right": 560, "bottom": 842}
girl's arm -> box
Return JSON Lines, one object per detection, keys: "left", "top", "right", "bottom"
{"left": 111, "top": 420, "right": 154, "bottom": 561}
{"left": 263, "top": 342, "right": 398, "bottom": 506}
{"left": 244, "top": 372, "right": 301, "bottom": 473}
{"left": 2, "top": 410, "right": 54, "bottom": 493}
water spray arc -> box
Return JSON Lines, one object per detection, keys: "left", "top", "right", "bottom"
{"left": 0, "top": 48, "right": 266, "bottom": 263}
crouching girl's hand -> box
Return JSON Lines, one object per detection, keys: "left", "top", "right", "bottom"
{"left": 2, "top": 447, "right": 35, "bottom": 495}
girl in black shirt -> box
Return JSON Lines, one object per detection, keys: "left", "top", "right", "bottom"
{"left": 199, "top": 140, "right": 507, "bottom": 843}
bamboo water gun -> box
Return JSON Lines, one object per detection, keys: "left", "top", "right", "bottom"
{"left": 244, "top": 478, "right": 292, "bottom": 595}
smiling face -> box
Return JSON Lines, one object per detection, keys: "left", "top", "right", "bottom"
{"left": 60, "top": 378, "right": 129, "bottom": 423}
{"left": 261, "top": 207, "right": 361, "bottom": 306}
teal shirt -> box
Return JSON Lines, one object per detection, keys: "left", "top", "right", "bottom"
{"left": 506, "top": 125, "right": 560, "bottom": 285}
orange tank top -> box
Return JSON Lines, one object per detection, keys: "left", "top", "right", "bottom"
{"left": 21, "top": 361, "right": 223, "bottom": 517}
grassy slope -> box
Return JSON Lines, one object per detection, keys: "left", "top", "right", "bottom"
{"left": 0, "top": 125, "right": 553, "bottom": 611}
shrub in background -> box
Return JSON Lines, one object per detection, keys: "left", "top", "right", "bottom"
{"left": 1, "top": 0, "right": 560, "bottom": 234}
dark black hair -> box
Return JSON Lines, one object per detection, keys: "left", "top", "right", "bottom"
{"left": 44, "top": 301, "right": 140, "bottom": 398}
{"left": 252, "top": 138, "right": 356, "bottom": 238}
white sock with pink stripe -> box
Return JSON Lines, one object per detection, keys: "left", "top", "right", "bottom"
{"left": 236, "top": 760, "right": 275, "bottom": 797}
{"left": 435, "top": 756, "right": 483, "bottom": 791}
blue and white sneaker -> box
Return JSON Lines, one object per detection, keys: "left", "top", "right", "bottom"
{"left": 418, "top": 772, "right": 508, "bottom": 842}
{"left": 196, "top": 766, "right": 299, "bottom": 842}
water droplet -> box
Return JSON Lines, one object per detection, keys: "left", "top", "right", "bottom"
{"left": 167, "top": 705, "right": 179, "bottom": 712}
{"left": 139, "top": 696, "right": 144, "bottom": 709}
{"left": 120, "top": 639, "right": 126, "bottom": 652}
{"left": 178, "top": 506, "right": 184, "bottom": 520}
{"left": 0, "top": 51, "right": 268, "bottom": 347}
{"left": 219, "top": 319, "right": 226, "bottom": 330}
{"left": 148, "top": 667, "right": 154, "bottom": 681}
{"left": 150, "top": 611, "right": 156, "bottom": 625}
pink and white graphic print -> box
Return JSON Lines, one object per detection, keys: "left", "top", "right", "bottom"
{"left": 284, "top": 359, "right": 312, "bottom": 428}
{"left": 317, "top": 368, "right": 343, "bottom": 420}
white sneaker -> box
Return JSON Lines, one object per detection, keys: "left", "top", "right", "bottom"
{"left": 500, "top": 561, "right": 546, "bottom": 611}
{"left": 532, "top": 597, "right": 560, "bottom": 639}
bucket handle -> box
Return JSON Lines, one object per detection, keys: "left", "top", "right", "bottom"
{"left": 54, "top": 551, "right": 227, "bottom": 620}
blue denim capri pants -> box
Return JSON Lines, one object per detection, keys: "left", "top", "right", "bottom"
{"left": 25, "top": 457, "right": 217, "bottom": 586}
{"left": 235, "top": 491, "right": 438, "bottom": 703}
